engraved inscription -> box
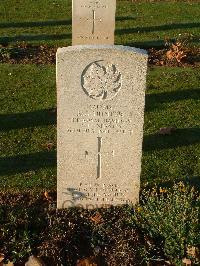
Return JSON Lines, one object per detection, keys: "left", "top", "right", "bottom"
{"left": 67, "top": 104, "right": 134, "bottom": 135}
{"left": 62, "top": 182, "right": 132, "bottom": 208}
{"left": 80, "top": 1, "right": 108, "bottom": 9}
{"left": 81, "top": 60, "right": 122, "bottom": 101}
{"left": 77, "top": 35, "right": 109, "bottom": 41}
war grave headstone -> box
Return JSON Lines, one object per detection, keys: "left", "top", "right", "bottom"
{"left": 57, "top": 0, "right": 148, "bottom": 209}
{"left": 72, "top": 0, "right": 116, "bottom": 45}
{"left": 57, "top": 45, "right": 147, "bottom": 209}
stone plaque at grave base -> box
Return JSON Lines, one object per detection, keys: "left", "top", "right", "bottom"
{"left": 72, "top": 0, "right": 116, "bottom": 45}
{"left": 57, "top": 45, "right": 148, "bottom": 209}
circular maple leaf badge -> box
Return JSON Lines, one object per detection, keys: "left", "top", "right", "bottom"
{"left": 81, "top": 60, "right": 122, "bottom": 101}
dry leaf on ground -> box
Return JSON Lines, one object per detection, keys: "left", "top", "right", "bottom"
{"left": 182, "top": 258, "right": 192, "bottom": 266}
{"left": 166, "top": 50, "right": 174, "bottom": 60}
{"left": 76, "top": 256, "right": 98, "bottom": 266}
{"left": 158, "top": 127, "right": 176, "bottom": 135}
{"left": 187, "top": 246, "right": 198, "bottom": 258}
{"left": 42, "top": 142, "right": 55, "bottom": 151}
{"left": 90, "top": 212, "right": 103, "bottom": 224}
{"left": 44, "top": 191, "right": 52, "bottom": 201}
{"left": 166, "top": 42, "right": 187, "bottom": 63}
{"left": 0, "top": 254, "right": 4, "bottom": 263}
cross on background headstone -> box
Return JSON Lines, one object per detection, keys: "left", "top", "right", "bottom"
{"left": 91, "top": 10, "right": 99, "bottom": 34}
{"left": 72, "top": 0, "right": 116, "bottom": 45}
{"left": 80, "top": 9, "right": 102, "bottom": 35}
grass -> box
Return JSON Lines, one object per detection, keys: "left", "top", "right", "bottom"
{"left": 0, "top": 65, "right": 56, "bottom": 190}
{"left": 0, "top": 64, "right": 199, "bottom": 191}
{"left": 143, "top": 67, "right": 200, "bottom": 185}
{"left": 0, "top": 0, "right": 199, "bottom": 48}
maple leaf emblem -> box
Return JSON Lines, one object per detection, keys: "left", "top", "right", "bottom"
{"left": 82, "top": 60, "right": 122, "bottom": 100}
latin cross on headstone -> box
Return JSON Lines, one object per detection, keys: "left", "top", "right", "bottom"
{"left": 80, "top": 9, "right": 102, "bottom": 35}
{"left": 85, "top": 137, "right": 115, "bottom": 179}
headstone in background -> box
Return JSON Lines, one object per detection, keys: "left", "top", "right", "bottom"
{"left": 72, "top": 0, "right": 116, "bottom": 45}
{"left": 57, "top": 45, "right": 148, "bottom": 209}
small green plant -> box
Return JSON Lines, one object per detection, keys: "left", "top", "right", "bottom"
{"left": 133, "top": 182, "right": 200, "bottom": 265}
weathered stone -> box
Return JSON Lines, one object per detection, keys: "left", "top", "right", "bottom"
{"left": 57, "top": 45, "right": 148, "bottom": 209}
{"left": 72, "top": 0, "right": 116, "bottom": 45}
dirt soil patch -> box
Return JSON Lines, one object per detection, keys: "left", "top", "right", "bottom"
{"left": 0, "top": 44, "right": 199, "bottom": 67}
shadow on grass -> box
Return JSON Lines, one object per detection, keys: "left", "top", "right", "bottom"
{"left": 123, "top": 37, "right": 200, "bottom": 49}
{"left": 1, "top": 87, "right": 199, "bottom": 132}
{"left": 0, "top": 20, "right": 72, "bottom": 29}
{"left": 122, "top": 39, "right": 170, "bottom": 49}
{"left": 115, "top": 22, "right": 200, "bottom": 35}
{"left": 0, "top": 16, "right": 133, "bottom": 29}
{"left": 143, "top": 128, "right": 200, "bottom": 152}
{"left": 145, "top": 88, "right": 200, "bottom": 111}
{"left": 0, "top": 128, "right": 199, "bottom": 176}
{"left": 0, "top": 20, "right": 199, "bottom": 47}
{"left": 0, "top": 151, "right": 56, "bottom": 176}
{"left": 0, "top": 33, "right": 71, "bottom": 45}
{"left": 0, "top": 109, "right": 56, "bottom": 131}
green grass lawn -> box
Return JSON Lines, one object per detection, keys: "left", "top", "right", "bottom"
{"left": 0, "top": 64, "right": 199, "bottom": 191}
{"left": 0, "top": 0, "right": 199, "bottom": 48}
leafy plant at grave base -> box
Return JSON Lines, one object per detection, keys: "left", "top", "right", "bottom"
{"left": 132, "top": 182, "right": 200, "bottom": 266}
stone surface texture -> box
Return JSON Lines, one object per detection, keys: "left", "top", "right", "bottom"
{"left": 57, "top": 45, "right": 148, "bottom": 209}
{"left": 72, "top": 0, "right": 116, "bottom": 45}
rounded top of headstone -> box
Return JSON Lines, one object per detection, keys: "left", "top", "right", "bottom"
{"left": 57, "top": 45, "right": 148, "bottom": 57}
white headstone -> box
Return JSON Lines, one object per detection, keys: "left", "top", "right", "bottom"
{"left": 72, "top": 0, "right": 116, "bottom": 45}
{"left": 57, "top": 45, "right": 148, "bottom": 209}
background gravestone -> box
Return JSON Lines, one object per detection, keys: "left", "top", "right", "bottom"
{"left": 72, "top": 0, "right": 116, "bottom": 45}
{"left": 57, "top": 45, "right": 148, "bottom": 209}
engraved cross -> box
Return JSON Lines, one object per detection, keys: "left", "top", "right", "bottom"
{"left": 80, "top": 1, "right": 103, "bottom": 35}
{"left": 83, "top": 10, "right": 102, "bottom": 35}
{"left": 80, "top": 11, "right": 102, "bottom": 35}
{"left": 85, "top": 137, "right": 115, "bottom": 179}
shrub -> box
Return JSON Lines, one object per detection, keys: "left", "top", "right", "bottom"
{"left": 133, "top": 182, "right": 200, "bottom": 265}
